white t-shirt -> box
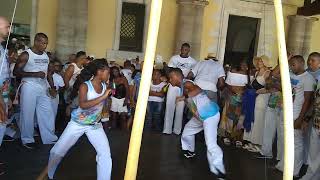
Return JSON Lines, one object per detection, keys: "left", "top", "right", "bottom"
{"left": 53, "top": 73, "right": 65, "bottom": 90}
{"left": 148, "top": 81, "right": 167, "bottom": 102}
{"left": 192, "top": 60, "right": 225, "bottom": 92}
{"left": 121, "top": 69, "right": 133, "bottom": 85}
{"left": 168, "top": 55, "right": 197, "bottom": 77}
{"left": 290, "top": 71, "right": 315, "bottom": 120}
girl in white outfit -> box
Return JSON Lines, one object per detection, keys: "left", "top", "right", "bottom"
{"left": 45, "top": 59, "right": 112, "bottom": 180}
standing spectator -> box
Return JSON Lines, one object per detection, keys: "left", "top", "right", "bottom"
{"left": 109, "top": 67, "right": 130, "bottom": 130}
{"left": 14, "top": 33, "right": 58, "bottom": 149}
{"left": 145, "top": 69, "right": 167, "bottom": 131}
{"left": 276, "top": 55, "right": 315, "bottom": 178}
{"left": 163, "top": 43, "right": 197, "bottom": 135}
{"left": 219, "top": 61, "right": 248, "bottom": 147}
{"left": 187, "top": 53, "right": 225, "bottom": 102}
{"left": 0, "top": 16, "right": 10, "bottom": 175}
{"left": 243, "top": 56, "right": 271, "bottom": 153}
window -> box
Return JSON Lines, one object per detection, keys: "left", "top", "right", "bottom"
{"left": 119, "top": 2, "right": 145, "bottom": 52}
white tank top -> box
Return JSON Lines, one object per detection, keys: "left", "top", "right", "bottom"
{"left": 71, "top": 81, "right": 106, "bottom": 125}
{"left": 69, "top": 63, "right": 83, "bottom": 88}
{"left": 22, "top": 49, "right": 49, "bottom": 87}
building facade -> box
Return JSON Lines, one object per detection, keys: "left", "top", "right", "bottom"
{"left": 1, "top": 0, "right": 320, "bottom": 66}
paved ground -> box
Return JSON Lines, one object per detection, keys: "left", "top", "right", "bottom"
{"left": 0, "top": 129, "right": 284, "bottom": 180}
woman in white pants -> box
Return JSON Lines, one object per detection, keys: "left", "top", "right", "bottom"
{"left": 44, "top": 59, "right": 112, "bottom": 180}
{"left": 168, "top": 68, "right": 226, "bottom": 179}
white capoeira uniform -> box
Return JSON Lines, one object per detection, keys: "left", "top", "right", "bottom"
{"left": 260, "top": 92, "right": 283, "bottom": 159}
{"left": 19, "top": 49, "right": 58, "bottom": 144}
{"left": 48, "top": 81, "right": 112, "bottom": 180}
{"left": 50, "top": 73, "right": 65, "bottom": 120}
{"left": 181, "top": 89, "right": 225, "bottom": 175}
{"left": 163, "top": 55, "right": 196, "bottom": 135}
{"left": 276, "top": 72, "right": 315, "bottom": 176}
{"left": 0, "top": 45, "right": 18, "bottom": 145}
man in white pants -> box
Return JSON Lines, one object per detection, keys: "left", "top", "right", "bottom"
{"left": 275, "top": 55, "right": 315, "bottom": 178}
{"left": 14, "top": 33, "right": 58, "bottom": 149}
{"left": 163, "top": 43, "right": 196, "bottom": 135}
{"left": 168, "top": 68, "right": 226, "bottom": 179}
{"left": 187, "top": 53, "right": 225, "bottom": 102}
{"left": 0, "top": 17, "right": 10, "bottom": 145}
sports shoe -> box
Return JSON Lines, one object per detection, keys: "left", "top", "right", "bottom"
{"left": 3, "top": 136, "right": 15, "bottom": 142}
{"left": 22, "top": 143, "right": 38, "bottom": 150}
{"left": 215, "top": 169, "right": 227, "bottom": 180}
{"left": 255, "top": 154, "right": 273, "bottom": 159}
{"left": 182, "top": 150, "right": 196, "bottom": 158}
{"left": 0, "top": 170, "right": 5, "bottom": 176}
{"left": 247, "top": 145, "right": 261, "bottom": 153}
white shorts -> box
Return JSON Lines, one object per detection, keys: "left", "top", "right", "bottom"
{"left": 110, "top": 97, "right": 128, "bottom": 113}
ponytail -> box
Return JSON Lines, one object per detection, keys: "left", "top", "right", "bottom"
{"left": 69, "top": 59, "right": 109, "bottom": 100}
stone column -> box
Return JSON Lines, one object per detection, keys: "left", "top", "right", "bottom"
{"left": 287, "top": 15, "right": 318, "bottom": 58}
{"left": 175, "top": 0, "right": 208, "bottom": 59}
{"left": 56, "top": 0, "right": 88, "bottom": 61}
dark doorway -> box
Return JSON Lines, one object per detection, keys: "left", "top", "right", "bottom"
{"left": 223, "top": 15, "right": 260, "bottom": 67}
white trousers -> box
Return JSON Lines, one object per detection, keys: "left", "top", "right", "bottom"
{"left": 20, "top": 83, "right": 57, "bottom": 144}
{"left": 181, "top": 114, "right": 225, "bottom": 175}
{"left": 250, "top": 93, "right": 270, "bottom": 145}
{"left": 163, "top": 84, "right": 184, "bottom": 135}
{"left": 276, "top": 128, "right": 304, "bottom": 176}
{"left": 261, "top": 107, "right": 282, "bottom": 158}
{"left": 48, "top": 121, "right": 112, "bottom": 180}
{"left": 51, "top": 96, "right": 59, "bottom": 121}
{"left": 301, "top": 127, "right": 320, "bottom": 180}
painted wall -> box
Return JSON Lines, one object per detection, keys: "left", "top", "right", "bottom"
{"left": 0, "top": 0, "right": 32, "bottom": 25}
{"left": 34, "top": 0, "right": 317, "bottom": 64}
{"left": 310, "top": 15, "right": 320, "bottom": 53}
{"left": 36, "top": 0, "right": 58, "bottom": 51}
{"left": 200, "top": 0, "right": 299, "bottom": 67}
{"left": 86, "top": 0, "right": 117, "bottom": 58}
{"left": 155, "top": 0, "right": 178, "bottom": 62}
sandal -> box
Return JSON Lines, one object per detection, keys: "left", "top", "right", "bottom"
{"left": 235, "top": 141, "right": 243, "bottom": 148}
{"left": 223, "top": 138, "right": 231, "bottom": 146}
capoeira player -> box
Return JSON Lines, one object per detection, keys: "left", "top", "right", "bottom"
{"left": 168, "top": 68, "right": 226, "bottom": 179}
{"left": 44, "top": 59, "right": 112, "bottom": 180}
{"left": 14, "top": 33, "right": 58, "bottom": 148}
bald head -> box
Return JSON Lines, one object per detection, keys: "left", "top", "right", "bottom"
{"left": 0, "top": 16, "right": 10, "bottom": 42}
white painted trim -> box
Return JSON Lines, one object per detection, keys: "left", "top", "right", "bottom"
{"left": 216, "top": 0, "right": 274, "bottom": 64}
{"left": 112, "top": 0, "right": 151, "bottom": 54}
{"left": 30, "top": 0, "right": 38, "bottom": 45}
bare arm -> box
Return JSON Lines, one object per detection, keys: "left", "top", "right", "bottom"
{"left": 13, "top": 52, "right": 45, "bottom": 79}
{"left": 0, "top": 95, "right": 7, "bottom": 123}
{"left": 63, "top": 65, "right": 75, "bottom": 89}
{"left": 294, "top": 91, "right": 313, "bottom": 129}
{"left": 187, "top": 71, "right": 194, "bottom": 80}
{"left": 78, "top": 83, "right": 111, "bottom": 109}
{"left": 123, "top": 78, "right": 130, "bottom": 102}
{"left": 217, "top": 77, "right": 225, "bottom": 90}
{"left": 150, "top": 91, "right": 165, "bottom": 97}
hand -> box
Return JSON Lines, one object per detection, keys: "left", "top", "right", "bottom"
{"left": 49, "top": 88, "right": 58, "bottom": 98}
{"left": 294, "top": 118, "right": 303, "bottom": 129}
{"left": 35, "top": 71, "right": 46, "bottom": 79}
{"left": 0, "top": 104, "right": 7, "bottom": 123}
{"left": 301, "top": 121, "right": 309, "bottom": 132}
{"left": 256, "top": 88, "right": 266, "bottom": 94}
{"left": 176, "top": 96, "right": 185, "bottom": 103}
{"left": 104, "top": 89, "right": 112, "bottom": 98}
{"left": 123, "top": 99, "right": 130, "bottom": 107}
